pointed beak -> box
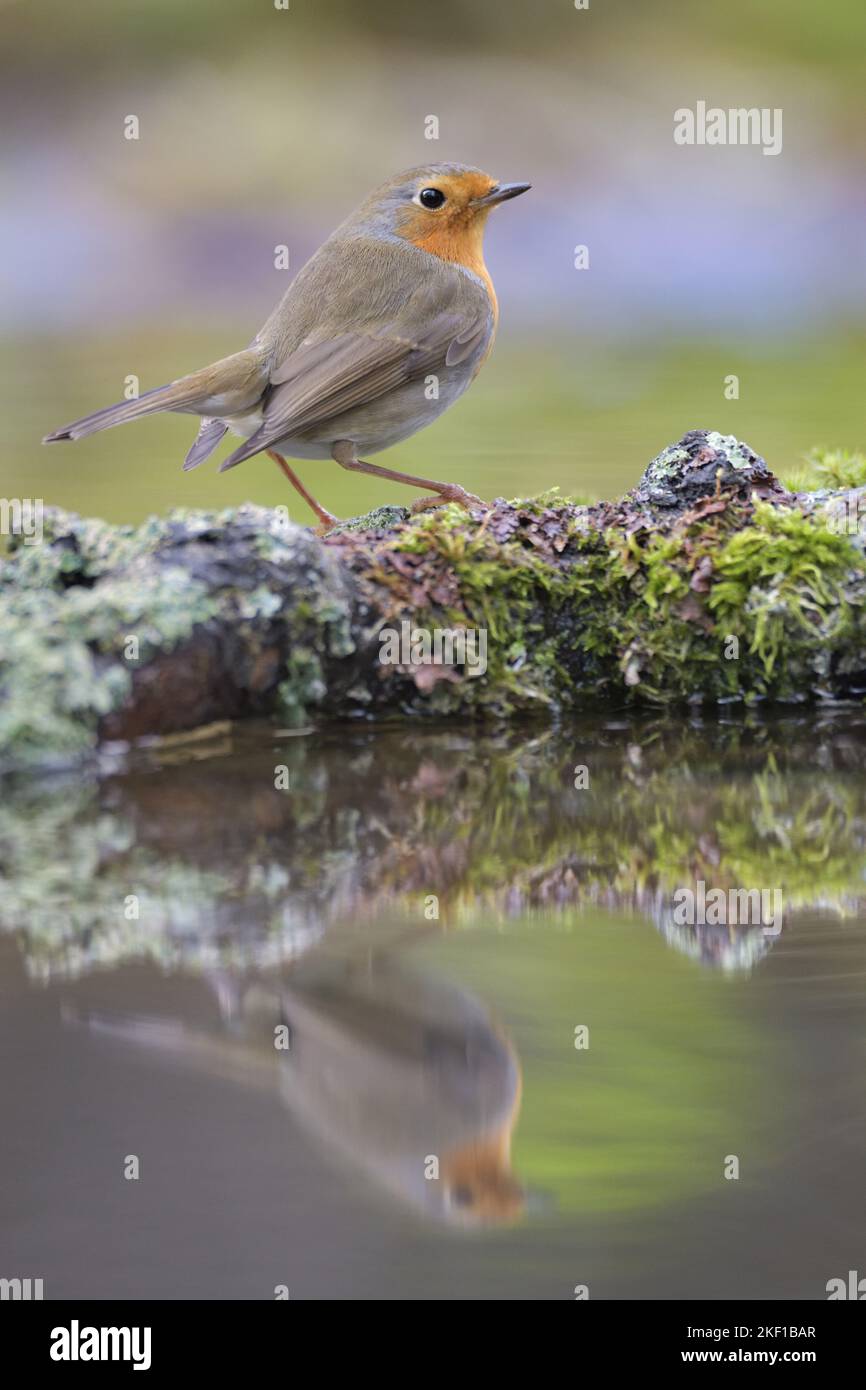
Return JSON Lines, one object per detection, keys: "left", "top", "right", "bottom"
{"left": 475, "top": 181, "right": 531, "bottom": 208}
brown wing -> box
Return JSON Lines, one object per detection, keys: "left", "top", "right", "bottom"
{"left": 218, "top": 310, "right": 485, "bottom": 471}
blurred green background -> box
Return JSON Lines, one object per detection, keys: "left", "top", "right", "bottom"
{"left": 1, "top": 0, "right": 864, "bottom": 523}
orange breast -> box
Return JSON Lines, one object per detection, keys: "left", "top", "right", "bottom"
{"left": 401, "top": 210, "right": 499, "bottom": 336}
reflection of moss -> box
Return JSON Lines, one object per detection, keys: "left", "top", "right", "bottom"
{"left": 0, "top": 784, "right": 326, "bottom": 978}
{"left": 717, "top": 774, "right": 864, "bottom": 901}
{"left": 419, "top": 913, "right": 768, "bottom": 1215}
{"left": 638, "top": 773, "right": 864, "bottom": 907}
{"left": 4, "top": 719, "right": 866, "bottom": 977}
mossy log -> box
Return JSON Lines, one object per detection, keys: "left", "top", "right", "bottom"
{"left": 2, "top": 429, "right": 865, "bottom": 768}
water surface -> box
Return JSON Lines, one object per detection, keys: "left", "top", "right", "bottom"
{"left": 1, "top": 713, "right": 864, "bottom": 1299}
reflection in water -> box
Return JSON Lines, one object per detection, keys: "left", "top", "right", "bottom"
{"left": 2, "top": 712, "right": 865, "bottom": 978}
{"left": 64, "top": 954, "right": 524, "bottom": 1228}
{"left": 1, "top": 712, "right": 865, "bottom": 1292}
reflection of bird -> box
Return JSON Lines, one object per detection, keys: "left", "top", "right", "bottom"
{"left": 64, "top": 953, "right": 525, "bottom": 1228}
{"left": 44, "top": 165, "right": 530, "bottom": 530}
{"left": 274, "top": 957, "right": 525, "bottom": 1226}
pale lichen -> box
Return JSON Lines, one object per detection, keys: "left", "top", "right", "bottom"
{"left": 2, "top": 432, "right": 864, "bottom": 767}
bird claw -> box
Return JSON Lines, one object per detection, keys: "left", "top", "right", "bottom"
{"left": 411, "top": 486, "right": 486, "bottom": 516}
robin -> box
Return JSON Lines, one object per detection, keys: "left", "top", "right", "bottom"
{"left": 44, "top": 163, "right": 530, "bottom": 530}
{"left": 65, "top": 953, "right": 526, "bottom": 1227}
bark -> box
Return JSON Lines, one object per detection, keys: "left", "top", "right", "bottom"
{"left": 2, "top": 429, "right": 865, "bottom": 768}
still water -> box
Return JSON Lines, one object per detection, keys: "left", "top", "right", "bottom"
{"left": 1, "top": 713, "right": 864, "bottom": 1299}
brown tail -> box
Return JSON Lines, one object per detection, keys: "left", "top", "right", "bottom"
{"left": 43, "top": 349, "right": 266, "bottom": 445}
{"left": 43, "top": 382, "right": 194, "bottom": 443}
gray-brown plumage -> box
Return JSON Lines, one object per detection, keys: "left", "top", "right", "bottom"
{"left": 44, "top": 164, "right": 530, "bottom": 527}
{"left": 63, "top": 952, "right": 525, "bottom": 1227}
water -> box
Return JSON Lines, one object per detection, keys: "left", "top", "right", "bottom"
{"left": 1, "top": 712, "right": 864, "bottom": 1298}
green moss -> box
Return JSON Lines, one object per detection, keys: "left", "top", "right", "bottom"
{"left": 554, "top": 499, "right": 866, "bottom": 705}
{"left": 789, "top": 445, "right": 866, "bottom": 492}
{"left": 348, "top": 481, "right": 866, "bottom": 715}
{"left": 377, "top": 503, "right": 584, "bottom": 715}
{"left": 707, "top": 501, "right": 864, "bottom": 689}
{"left": 3, "top": 448, "right": 865, "bottom": 765}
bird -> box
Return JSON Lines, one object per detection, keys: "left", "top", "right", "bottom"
{"left": 62, "top": 951, "right": 526, "bottom": 1228}
{"left": 44, "top": 164, "right": 530, "bottom": 531}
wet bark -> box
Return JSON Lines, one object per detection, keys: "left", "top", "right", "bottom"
{"left": 2, "top": 429, "right": 865, "bottom": 767}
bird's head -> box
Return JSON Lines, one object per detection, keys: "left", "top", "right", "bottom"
{"left": 346, "top": 163, "right": 530, "bottom": 273}
{"left": 436, "top": 1136, "right": 526, "bottom": 1229}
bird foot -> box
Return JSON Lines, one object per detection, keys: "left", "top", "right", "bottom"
{"left": 411, "top": 485, "right": 485, "bottom": 515}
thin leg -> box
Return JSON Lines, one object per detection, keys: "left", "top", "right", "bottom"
{"left": 267, "top": 450, "right": 339, "bottom": 532}
{"left": 331, "top": 440, "right": 484, "bottom": 514}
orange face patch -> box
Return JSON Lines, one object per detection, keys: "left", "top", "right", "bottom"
{"left": 439, "top": 1131, "right": 525, "bottom": 1224}
{"left": 396, "top": 171, "right": 501, "bottom": 291}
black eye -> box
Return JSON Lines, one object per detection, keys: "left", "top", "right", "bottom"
{"left": 419, "top": 187, "right": 446, "bottom": 209}
{"left": 450, "top": 1184, "right": 475, "bottom": 1207}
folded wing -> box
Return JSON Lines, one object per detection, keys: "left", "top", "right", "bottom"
{"left": 218, "top": 310, "right": 486, "bottom": 472}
